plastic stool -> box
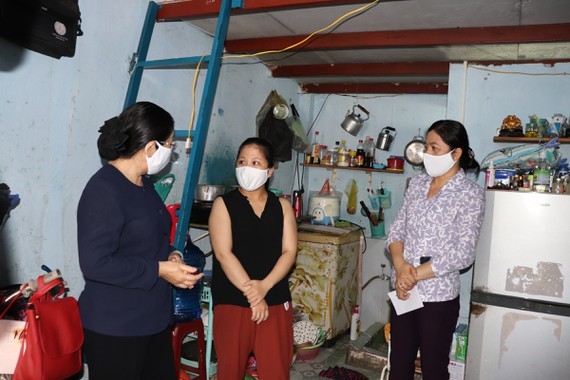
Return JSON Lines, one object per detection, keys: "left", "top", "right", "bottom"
{"left": 172, "top": 319, "right": 207, "bottom": 379}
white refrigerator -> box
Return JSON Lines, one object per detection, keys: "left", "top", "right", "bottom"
{"left": 467, "top": 190, "right": 570, "bottom": 380}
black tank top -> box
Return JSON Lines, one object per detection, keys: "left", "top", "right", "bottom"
{"left": 212, "top": 189, "right": 292, "bottom": 307}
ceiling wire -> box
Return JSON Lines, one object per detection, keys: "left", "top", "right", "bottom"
{"left": 222, "top": 0, "right": 381, "bottom": 60}
{"left": 184, "top": 1, "right": 383, "bottom": 141}
{"left": 185, "top": 55, "right": 205, "bottom": 151}
{"left": 182, "top": 0, "right": 380, "bottom": 134}
{"left": 469, "top": 65, "right": 569, "bottom": 76}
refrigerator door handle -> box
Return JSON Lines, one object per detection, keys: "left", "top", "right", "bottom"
{"left": 471, "top": 290, "right": 570, "bottom": 317}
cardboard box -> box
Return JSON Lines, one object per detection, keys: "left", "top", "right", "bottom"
{"left": 452, "top": 323, "right": 468, "bottom": 361}
{"left": 448, "top": 358, "right": 465, "bottom": 380}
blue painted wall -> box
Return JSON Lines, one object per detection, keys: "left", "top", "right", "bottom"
{"left": 0, "top": 1, "right": 299, "bottom": 296}
{"left": 1, "top": 0, "right": 569, "bottom": 336}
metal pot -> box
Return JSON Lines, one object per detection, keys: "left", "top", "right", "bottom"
{"left": 376, "top": 126, "right": 396, "bottom": 151}
{"left": 404, "top": 129, "right": 425, "bottom": 168}
{"left": 387, "top": 156, "right": 405, "bottom": 170}
{"left": 194, "top": 184, "right": 225, "bottom": 202}
{"left": 341, "top": 104, "right": 370, "bottom": 136}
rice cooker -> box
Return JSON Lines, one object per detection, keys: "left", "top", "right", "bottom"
{"left": 309, "top": 195, "right": 340, "bottom": 226}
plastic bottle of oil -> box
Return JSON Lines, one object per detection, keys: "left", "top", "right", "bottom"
{"left": 310, "top": 131, "right": 321, "bottom": 164}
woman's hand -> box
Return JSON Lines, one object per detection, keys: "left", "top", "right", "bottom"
{"left": 395, "top": 261, "right": 417, "bottom": 299}
{"left": 168, "top": 251, "right": 184, "bottom": 263}
{"left": 250, "top": 299, "right": 269, "bottom": 324}
{"left": 242, "top": 279, "right": 269, "bottom": 307}
{"left": 159, "top": 261, "right": 204, "bottom": 289}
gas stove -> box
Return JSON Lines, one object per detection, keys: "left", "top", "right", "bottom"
{"left": 189, "top": 200, "right": 213, "bottom": 226}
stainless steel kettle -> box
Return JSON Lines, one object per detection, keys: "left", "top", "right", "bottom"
{"left": 341, "top": 104, "right": 370, "bottom": 136}
{"left": 376, "top": 126, "right": 396, "bottom": 151}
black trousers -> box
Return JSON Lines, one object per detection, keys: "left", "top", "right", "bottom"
{"left": 83, "top": 327, "right": 177, "bottom": 380}
{"left": 389, "top": 296, "right": 460, "bottom": 380}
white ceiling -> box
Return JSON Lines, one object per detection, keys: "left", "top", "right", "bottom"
{"left": 174, "top": 0, "right": 570, "bottom": 92}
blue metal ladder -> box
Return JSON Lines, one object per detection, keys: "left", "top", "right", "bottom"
{"left": 123, "top": 0, "right": 242, "bottom": 250}
{"left": 123, "top": 1, "right": 243, "bottom": 377}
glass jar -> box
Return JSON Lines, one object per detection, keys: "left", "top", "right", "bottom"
{"left": 349, "top": 151, "right": 357, "bottom": 167}
{"left": 494, "top": 170, "right": 511, "bottom": 188}
{"left": 320, "top": 147, "right": 335, "bottom": 165}
{"left": 319, "top": 145, "right": 328, "bottom": 164}
{"left": 337, "top": 151, "right": 349, "bottom": 167}
{"left": 552, "top": 178, "right": 563, "bottom": 194}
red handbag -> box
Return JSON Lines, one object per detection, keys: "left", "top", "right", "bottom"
{"left": 12, "top": 272, "right": 84, "bottom": 380}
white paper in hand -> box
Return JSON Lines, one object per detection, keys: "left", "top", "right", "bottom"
{"left": 388, "top": 286, "right": 424, "bottom": 315}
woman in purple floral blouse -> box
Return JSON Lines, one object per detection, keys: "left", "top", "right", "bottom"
{"left": 386, "top": 120, "right": 486, "bottom": 380}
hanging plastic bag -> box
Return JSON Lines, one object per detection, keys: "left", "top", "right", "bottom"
{"left": 480, "top": 137, "right": 563, "bottom": 169}
{"left": 344, "top": 179, "right": 358, "bottom": 215}
{"left": 308, "top": 179, "right": 341, "bottom": 226}
{"left": 288, "top": 104, "right": 310, "bottom": 153}
{"left": 256, "top": 90, "right": 293, "bottom": 162}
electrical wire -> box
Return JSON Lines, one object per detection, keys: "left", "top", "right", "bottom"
{"left": 186, "top": 55, "right": 206, "bottom": 153}
{"left": 469, "top": 65, "right": 569, "bottom": 76}
{"left": 337, "top": 219, "right": 367, "bottom": 255}
{"left": 221, "top": 0, "right": 381, "bottom": 60}
{"left": 306, "top": 94, "right": 331, "bottom": 135}
{"left": 186, "top": 1, "right": 381, "bottom": 147}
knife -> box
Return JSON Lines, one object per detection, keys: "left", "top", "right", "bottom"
{"left": 360, "top": 201, "right": 378, "bottom": 226}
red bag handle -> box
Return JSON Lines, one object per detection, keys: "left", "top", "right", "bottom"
{"left": 29, "top": 273, "right": 65, "bottom": 303}
{"left": 0, "top": 285, "right": 27, "bottom": 319}
{"left": 0, "top": 271, "right": 65, "bottom": 319}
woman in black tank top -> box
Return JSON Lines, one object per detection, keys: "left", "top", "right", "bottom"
{"left": 209, "top": 137, "right": 298, "bottom": 379}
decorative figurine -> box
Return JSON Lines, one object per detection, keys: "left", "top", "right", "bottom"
{"left": 499, "top": 115, "right": 524, "bottom": 137}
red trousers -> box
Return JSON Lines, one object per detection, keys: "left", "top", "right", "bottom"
{"left": 213, "top": 302, "right": 293, "bottom": 380}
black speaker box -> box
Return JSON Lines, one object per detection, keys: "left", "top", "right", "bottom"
{"left": 0, "top": 0, "right": 82, "bottom": 59}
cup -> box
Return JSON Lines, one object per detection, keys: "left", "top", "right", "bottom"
{"left": 369, "top": 195, "right": 381, "bottom": 210}
{"left": 379, "top": 190, "right": 391, "bottom": 209}
{"left": 369, "top": 219, "right": 385, "bottom": 239}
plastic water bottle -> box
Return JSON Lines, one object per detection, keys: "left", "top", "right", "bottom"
{"left": 173, "top": 235, "right": 205, "bottom": 322}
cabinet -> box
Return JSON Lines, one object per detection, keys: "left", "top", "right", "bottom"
{"left": 289, "top": 229, "right": 362, "bottom": 343}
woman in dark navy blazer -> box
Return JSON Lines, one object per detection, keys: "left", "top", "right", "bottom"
{"left": 77, "top": 101, "right": 203, "bottom": 380}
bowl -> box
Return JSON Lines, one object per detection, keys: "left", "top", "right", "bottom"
{"left": 295, "top": 342, "right": 323, "bottom": 361}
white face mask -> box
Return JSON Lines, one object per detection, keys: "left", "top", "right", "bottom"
{"left": 235, "top": 166, "right": 269, "bottom": 191}
{"left": 146, "top": 141, "right": 172, "bottom": 175}
{"left": 423, "top": 149, "right": 457, "bottom": 178}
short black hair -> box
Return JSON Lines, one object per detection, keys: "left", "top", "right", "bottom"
{"left": 97, "top": 101, "right": 174, "bottom": 160}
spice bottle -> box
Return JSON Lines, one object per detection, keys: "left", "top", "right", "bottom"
{"left": 337, "top": 140, "right": 349, "bottom": 167}
{"left": 349, "top": 151, "right": 357, "bottom": 167}
{"left": 356, "top": 140, "right": 365, "bottom": 167}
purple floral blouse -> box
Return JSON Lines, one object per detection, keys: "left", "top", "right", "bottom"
{"left": 386, "top": 169, "right": 486, "bottom": 302}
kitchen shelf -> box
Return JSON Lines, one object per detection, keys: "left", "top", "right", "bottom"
{"left": 302, "top": 163, "right": 404, "bottom": 174}
{"left": 492, "top": 137, "right": 570, "bottom": 144}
